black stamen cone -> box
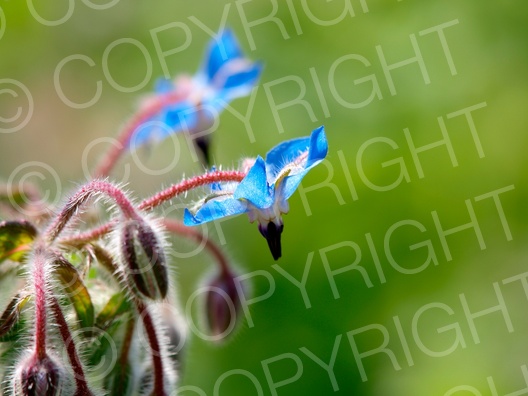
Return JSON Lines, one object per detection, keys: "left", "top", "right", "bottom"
{"left": 259, "top": 222, "right": 284, "bottom": 261}
{"left": 194, "top": 135, "right": 211, "bottom": 166}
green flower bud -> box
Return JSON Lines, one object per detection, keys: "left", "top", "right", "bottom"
{"left": 121, "top": 219, "right": 168, "bottom": 300}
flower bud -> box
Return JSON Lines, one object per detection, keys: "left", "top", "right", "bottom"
{"left": 121, "top": 220, "right": 168, "bottom": 300}
{"left": 205, "top": 269, "right": 241, "bottom": 340}
{"left": 14, "top": 354, "right": 63, "bottom": 396}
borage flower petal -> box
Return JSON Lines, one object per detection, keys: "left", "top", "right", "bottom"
{"left": 204, "top": 28, "right": 243, "bottom": 81}
{"left": 184, "top": 126, "right": 328, "bottom": 260}
{"left": 183, "top": 197, "right": 247, "bottom": 226}
{"left": 197, "top": 28, "right": 263, "bottom": 105}
{"left": 266, "top": 125, "right": 327, "bottom": 201}
{"left": 130, "top": 29, "right": 262, "bottom": 164}
{"left": 130, "top": 101, "right": 198, "bottom": 148}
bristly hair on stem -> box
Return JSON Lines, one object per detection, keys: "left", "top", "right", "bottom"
{"left": 49, "top": 297, "right": 94, "bottom": 396}
{"left": 45, "top": 179, "right": 140, "bottom": 243}
{"left": 0, "top": 25, "right": 333, "bottom": 396}
{"left": 135, "top": 299, "right": 170, "bottom": 396}
{"left": 58, "top": 170, "right": 247, "bottom": 247}
{"left": 139, "top": 170, "right": 246, "bottom": 211}
{"left": 31, "top": 245, "right": 50, "bottom": 360}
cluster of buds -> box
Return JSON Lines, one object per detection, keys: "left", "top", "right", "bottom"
{"left": 0, "top": 28, "right": 328, "bottom": 396}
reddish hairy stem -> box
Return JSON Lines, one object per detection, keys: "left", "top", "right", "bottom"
{"left": 138, "top": 170, "right": 246, "bottom": 211}
{"left": 33, "top": 247, "right": 47, "bottom": 359}
{"left": 136, "top": 300, "right": 165, "bottom": 396}
{"left": 162, "top": 218, "right": 229, "bottom": 274}
{"left": 59, "top": 171, "right": 246, "bottom": 246}
{"left": 50, "top": 297, "right": 94, "bottom": 396}
{"left": 60, "top": 220, "right": 118, "bottom": 247}
{"left": 93, "top": 91, "right": 186, "bottom": 179}
{"left": 45, "top": 180, "right": 139, "bottom": 243}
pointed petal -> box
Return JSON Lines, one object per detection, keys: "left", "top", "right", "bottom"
{"left": 306, "top": 126, "right": 328, "bottom": 168}
{"left": 205, "top": 29, "right": 242, "bottom": 81}
{"left": 265, "top": 136, "right": 311, "bottom": 179}
{"left": 220, "top": 62, "right": 262, "bottom": 101}
{"left": 277, "top": 126, "right": 328, "bottom": 200}
{"left": 183, "top": 198, "right": 248, "bottom": 226}
{"left": 233, "top": 156, "right": 273, "bottom": 209}
{"left": 266, "top": 126, "right": 327, "bottom": 177}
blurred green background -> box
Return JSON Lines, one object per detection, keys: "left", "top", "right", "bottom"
{"left": 1, "top": 0, "right": 528, "bottom": 395}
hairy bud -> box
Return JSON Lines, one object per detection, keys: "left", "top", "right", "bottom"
{"left": 14, "top": 354, "right": 63, "bottom": 396}
{"left": 206, "top": 269, "right": 240, "bottom": 340}
{"left": 121, "top": 220, "right": 168, "bottom": 300}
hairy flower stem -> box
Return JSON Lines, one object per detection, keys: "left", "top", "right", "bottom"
{"left": 93, "top": 91, "right": 186, "bottom": 179}
{"left": 136, "top": 299, "right": 166, "bottom": 396}
{"left": 65, "top": 220, "right": 117, "bottom": 247}
{"left": 138, "top": 170, "right": 246, "bottom": 211}
{"left": 162, "top": 218, "right": 229, "bottom": 274}
{"left": 49, "top": 296, "right": 94, "bottom": 396}
{"left": 45, "top": 179, "right": 140, "bottom": 243}
{"left": 60, "top": 171, "right": 247, "bottom": 247}
{"left": 32, "top": 246, "right": 48, "bottom": 360}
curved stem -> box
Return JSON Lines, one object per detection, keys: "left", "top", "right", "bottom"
{"left": 50, "top": 297, "right": 93, "bottom": 396}
{"left": 136, "top": 300, "right": 165, "bottom": 396}
{"left": 161, "top": 218, "right": 229, "bottom": 274}
{"left": 45, "top": 179, "right": 139, "bottom": 243}
{"left": 60, "top": 220, "right": 118, "bottom": 248}
{"left": 93, "top": 91, "right": 186, "bottom": 179}
{"left": 59, "top": 222, "right": 114, "bottom": 248}
{"left": 59, "top": 170, "right": 247, "bottom": 247}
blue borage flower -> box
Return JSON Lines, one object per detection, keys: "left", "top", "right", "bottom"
{"left": 131, "top": 29, "right": 262, "bottom": 163}
{"left": 184, "top": 126, "right": 328, "bottom": 260}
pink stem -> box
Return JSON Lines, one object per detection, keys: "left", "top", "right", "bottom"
{"left": 138, "top": 170, "right": 246, "bottom": 211}
{"left": 33, "top": 247, "right": 47, "bottom": 359}
{"left": 45, "top": 180, "right": 139, "bottom": 243}
{"left": 59, "top": 170, "right": 247, "bottom": 246}
{"left": 136, "top": 300, "right": 165, "bottom": 395}
{"left": 93, "top": 91, "right": 186, "bottom": 179}
{"left": 50, "top": 297, "right": 93, "bottom": 396}
{"left": 161, "top": 218, "right": 229, "bottom": 274}
{"left": 60, "top": 220, "right": 118, "bottom": 247}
